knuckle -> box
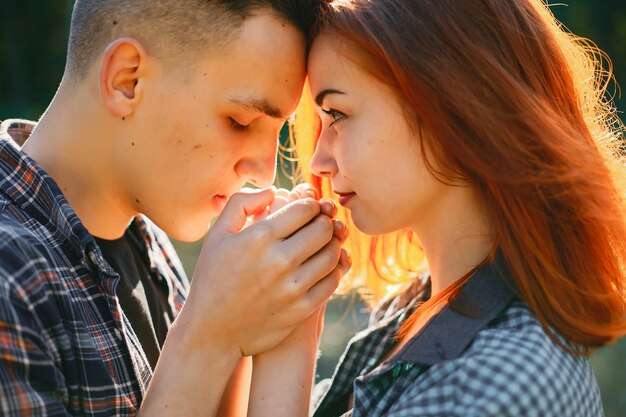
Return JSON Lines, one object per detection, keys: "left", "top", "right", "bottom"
{"left": 293, "top": 300, "right": 315, "bottom": 320}
{"left": 248, "top": 222, "right": 273, "bottom": 242}
{"left": 315, "top": 215, "right": 334, "bottom": 234}
{"left": 273, "top": 252, "right": 294, "bottom": 274}
{"left": 280, "top": 281, "right": 301, "bottom": 302}
{"left": 298, "top": 197, "right": 321, "bottom": 215}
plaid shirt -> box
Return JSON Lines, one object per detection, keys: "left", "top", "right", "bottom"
{"left": 313, "top": 256, "right": 603, "bottom": 417}
{"left": 0, "top": 120, "right": 190, "bottom": 416}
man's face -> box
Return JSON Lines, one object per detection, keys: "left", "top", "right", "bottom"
{"left": 115, "top": 12, "right": 307, "bottom": 241}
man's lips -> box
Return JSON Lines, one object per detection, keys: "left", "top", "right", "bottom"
{"left": 212, "top": 194, "right": 228, "bottom": 210}
{"left": 335, "top": 191, "right": 356, "bottom": 206}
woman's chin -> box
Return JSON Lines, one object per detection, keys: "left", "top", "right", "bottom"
{"left": 351, "top": 214, "right": 391, "bottom": 236}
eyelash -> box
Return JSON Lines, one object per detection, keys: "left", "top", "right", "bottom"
{"left": 229, "top": 117, "right": 249, "bottom": 131}
{"left": 321, "top": 108, "right": 345, "bottom": 127}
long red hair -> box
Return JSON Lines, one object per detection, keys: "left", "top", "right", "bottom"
{"left": 290, "top": 0, "right": 626, "bottom": 353}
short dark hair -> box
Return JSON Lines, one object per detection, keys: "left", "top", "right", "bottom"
{"left": 65, "top": 0, "right": 323, "bottom": 81}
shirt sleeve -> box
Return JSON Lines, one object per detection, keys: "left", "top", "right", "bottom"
{"left": 0, "top": 233, "right": 71, "bottom": 416}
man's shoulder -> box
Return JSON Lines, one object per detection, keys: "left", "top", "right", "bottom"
{"left": 0, "top": 211, "right": 57, "bottom": 306}
{"left": 0, "top": 208, "right": 44, "bottom": 258}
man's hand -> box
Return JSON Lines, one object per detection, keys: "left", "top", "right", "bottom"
{"left": 179, "top": 187, "right": 344, "bottom": 356}
{"left": 141, "top": 187, "right": 347, "bottom": 417}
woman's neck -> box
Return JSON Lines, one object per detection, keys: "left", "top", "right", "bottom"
{"left": 411, "top": 184, "right": 494, "bottom": 297}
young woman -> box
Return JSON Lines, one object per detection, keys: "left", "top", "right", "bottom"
{"left": 243, "top": 1, "right": 626, "bottom": 416}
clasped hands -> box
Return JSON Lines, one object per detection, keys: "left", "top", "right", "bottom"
{"left": 179, "top": 183, "right": 350, "bottom": 359}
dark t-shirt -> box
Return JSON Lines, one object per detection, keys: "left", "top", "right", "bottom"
{"left": 94, "top": 232, "right": 174, "bottom": 369}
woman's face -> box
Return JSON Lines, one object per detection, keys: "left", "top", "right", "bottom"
{"left": 308, "top": 33, "right": 449, "bottom": 235}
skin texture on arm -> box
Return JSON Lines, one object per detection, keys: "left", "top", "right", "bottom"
{"left": 248, "top": 306, "right": 326, "bottom": 417}
{"left": 217, "top": 357, "right": 253, "bottom": 417}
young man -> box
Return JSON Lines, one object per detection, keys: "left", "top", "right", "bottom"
{"left": 0, "top": 0, "right": 347, "bottom": 415}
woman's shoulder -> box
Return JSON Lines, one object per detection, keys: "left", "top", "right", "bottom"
{"left": 414, "top": 301, "right": 602, "bottom": 416}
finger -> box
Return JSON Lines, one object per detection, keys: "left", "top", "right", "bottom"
{"left": 339, "top": 248, "right": 352, "bottom": 275}
{"left": 258, "top": 197, "right": 321, "bottom": 239}
{"left": 292, "top": 183, "right": 318, "bottom": 200}
{"left": 211, "top": 188, "right": 275, "bottom": 235}
{"left": 319, "top": 198, "right": 337, "bottom": 218}
{"left": 274, "top": 187, "right": 291, "bottom": 200}
{"left": 332, "top": 220, "right": 349, "bottom": 243}
{"left": 291, "top": 237, "right": 342, "bottom": 291}
{"left": 288, "top": 190, "right": 301, "bottom": 202}
{"left": 301, "top": 264, "right": 344, "bottom": 314}
{"left": 279, "top": 214, "right": 334, "bottom": 265}
{"left": 268, "top": 194, "right": 291, "bottom": 215}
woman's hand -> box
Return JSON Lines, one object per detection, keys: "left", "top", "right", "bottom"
{"left": 247, "top": 200, "right": 351, "bottom": 417}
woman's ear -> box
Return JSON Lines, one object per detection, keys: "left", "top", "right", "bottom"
{"left": 99, "top": 37, "right": 148, "bottom": 119}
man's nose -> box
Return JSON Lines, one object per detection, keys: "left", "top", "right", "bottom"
{"left": 246, "top": 155, "right": 277, "bottom": 188}
{"left": 236, "top": 143, "right": 278, "bottom": 188}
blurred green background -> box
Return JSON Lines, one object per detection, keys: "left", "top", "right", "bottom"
{"left": 1, "top": 1, "right": 625, "bottom": 415}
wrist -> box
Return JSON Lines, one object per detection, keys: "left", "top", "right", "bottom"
{"left": 139, "top": 318, "right": 243, "bottom": 417}
{"left": 168, "top": 312, "right": 242, "bottom": 363}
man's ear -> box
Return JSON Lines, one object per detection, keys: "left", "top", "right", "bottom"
{"left": 99, "top": 38, "right": 148, "bottom": 119}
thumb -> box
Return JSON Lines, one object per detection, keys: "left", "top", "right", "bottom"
{"left": 211, "top": 188, "right": 275, "bottom": 235}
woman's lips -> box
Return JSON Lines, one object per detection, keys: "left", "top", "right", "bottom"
{"left": 335, "top": 191, "right": 356, "bottom": 206}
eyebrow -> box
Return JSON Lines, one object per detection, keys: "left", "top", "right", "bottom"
{"left": 230, "top": 96, "right": 284, "bottom": 119}
{"left": 314, "top": 89, "right": 346, "bottom": 106}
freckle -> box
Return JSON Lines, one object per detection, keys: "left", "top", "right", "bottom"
{"left": 203, "top": 73, "right": 207, "bottom": 76}
{"left": 193, "top": 144, "right": 202, "bottom": 150}
{"left": 209, "top": 154, "right": 214, "bottom": 159}
{"left": 113, "top": 20, "right": 117, "bottom": 26}
{"left": 177, "top": 139, "right": 183, "bottom": 145}
{"left": 131, "top": 142, "right": 135, "bottom": 146}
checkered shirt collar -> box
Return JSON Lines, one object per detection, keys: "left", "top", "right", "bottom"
{"left": 393, "top": 253, "right": 517, "bottom": 366}
{"left": 0, "top": 119, "right": 96, "bottom": 263}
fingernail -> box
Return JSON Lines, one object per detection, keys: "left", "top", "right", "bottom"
{"left": 305, "top": 188, "right": 318, "bottom": 199}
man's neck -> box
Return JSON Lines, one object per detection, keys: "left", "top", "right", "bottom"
{"left": 22, "top": 83, "right": 135, "bottom": 239}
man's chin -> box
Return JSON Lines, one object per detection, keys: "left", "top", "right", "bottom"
{"left": 164, "top": 215, "right": 215, "bottom": 243}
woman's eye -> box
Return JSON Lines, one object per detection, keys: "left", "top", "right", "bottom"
{"left": 229, "top": 117, "right": 249, "bottom": 131}
{"left": 321, "top": 108, "right": 345, "bottom": 127}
